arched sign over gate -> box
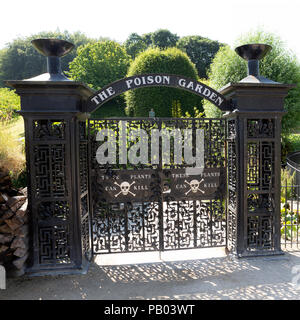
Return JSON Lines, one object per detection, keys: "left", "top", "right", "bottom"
{"left": 85, "top": 73, "right": 231, "bottom": 255}
{"left": 86, "top": 73, "right": 232, "bottom": 113}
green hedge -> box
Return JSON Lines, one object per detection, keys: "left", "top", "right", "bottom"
{"left": 125, "top": 47, "right": 203, "bottom": 117}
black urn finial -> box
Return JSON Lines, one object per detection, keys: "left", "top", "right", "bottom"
{"left": 29, "top": 38, "right": 74, "bottom": 81}
{"left": 235, "top": 43, "right": 276, "bottom": 83}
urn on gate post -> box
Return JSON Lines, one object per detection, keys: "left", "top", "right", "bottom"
{"left": 223, "top": 43, "right": 295, "bottom": 257}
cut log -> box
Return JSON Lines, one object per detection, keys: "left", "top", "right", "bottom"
{"left": 12, "top": 253, "right": 28, "bottom": 270}
{"left": 14, "top": 225, "right": 29, "bottom": 237}
{"left": 0, "top": 245, "right": 9, "bottom": 254}
{"left": 0, "top": 234, "right": 14, "bottom": 244}
{"left": 16, "top": 200, "right": 28, "bottom": 218}
{"left": 13, "top": 247, "right": 27, "bottom": 258}
{"left": 18, "top": 215, "right": 28, "bottom": 224}
{"left": 10, "top": 237, "right": 28, "bottom": 249}
{"left": 0, "top": 193, "right": 9, "bottom": 204}
{"left": 19, "top": 187, "right": 27, "bottom": 196}
{"left": 0, "top": 168, "right": 9, "bottom": 178}
{"left": 1, "top": 209, "right": 14, "bottom": 220}
{"left": 0, "top": 203, "right": 8, "bottom": 215}
{"left": 0, "top": 224, "right": 13, "bottom": 234}
{"left": 15, "top": 200, "right": 28, "bottom": 219}
{"left": 0, "top": 175, "right": 11, "bottom": 185}
{"left": 0, "top": 184, "right": 13, "bottom": 193}
{"left": 6, "top": 196, "right": 26, "bottom": 209}
{"left": 10, "top": 199, "right": 26, "bottom": 213}
{"left": 5, "top": 217, "right": 24, "bottom": 231}
{"left": 0, "top": 167, "right": 29, "bottom": 276}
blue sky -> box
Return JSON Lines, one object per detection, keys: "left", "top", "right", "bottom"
{"left": 1, "top": 0, "right": 300, "bottom": 60}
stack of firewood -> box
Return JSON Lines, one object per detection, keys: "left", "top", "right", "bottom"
{"left": 0, "top": 167, "right": 29, "bottom": 277}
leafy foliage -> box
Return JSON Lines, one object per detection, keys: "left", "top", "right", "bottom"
{"left": 123, "top": 33, "right": 148, "bottom": 60}
{"left": 203, "top": 45, "right": 246, "bottom": 118}
{"left": 124, "top": 30, "right": 222, "bottom": 79}
{"left": 125, "top": 47, "right": 202, "bottom": 117}
{"left": 171, "top": 100, "right": 182, "bottom": 118}
{"left": 151, "top": 29, "right": 179, "bottom": 49}
{"left": 124, "top": 29, "right": 180, "bottom": 59}
{"left": 280, "top": 168, "right": 299, "bottom": 240}
{"left": 281, "top": 209, "right": 299, "bottom": 240}
{"left": 0, "top": 88, "right": 20, "bottom": 121}
{"left": 0, "top": 30, "right": 98, "bottom": 86}
{"left": 91, "top": 102, "right": 126, "bottom": 118}
{"left": 281, "top": 131, "right": 300, "bottom": 164}
{"left": 203, "top": 30, "right": 300, "bottom": 137}
{"left": 69, "top": 40, "right": 132, "bottom": 118}
{"left": 69, "top": 40, "right": 131, "bottom": 89}
{"left": 176, "top": 36, "right": 223, "bottom": 78}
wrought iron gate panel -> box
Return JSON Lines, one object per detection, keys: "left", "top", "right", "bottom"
{"left": 78, "top": 120, "right": 92, "bottom": 260}
{"left": 88, "top": 118, "right": 227, "bottom": 254}
{"left": 226, "top": 119, "right": 238, "bottom": 253}
{"left": 245, "top": 117, "right": 276, "bottom": 251}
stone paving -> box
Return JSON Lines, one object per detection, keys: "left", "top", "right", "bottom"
{"left": 1, "top": 248, "right": 300, "bottom": 300}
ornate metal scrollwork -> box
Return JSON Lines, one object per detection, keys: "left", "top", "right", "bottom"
{"left": 89, "top": 118, "right": 227, "bottom": 254}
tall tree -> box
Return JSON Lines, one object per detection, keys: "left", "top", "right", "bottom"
{"left": 176, "top": 36, "right": 223, "bottom": 78}
{"left": 150, "top": 29, "right": 179, "bottom": 49}
{"left": 69, "top": 40, "right": 131, "bottom": 89}
{"left": 124, "top": 33, "right": 147, "bottom": 59}
{"left": 141, "top": 33, "right": 153, "bottom": 47}
{"left": 204, "top": 30, "right": 300, "bottom": 137}
{"left": 69, "top": 40, "right": 132, "bottom": 117}
{"left": 124, "top": 29, "right": 180, "bottom": 58}
{"left": 123, "top": 31, "right": 223, "bottom": 78}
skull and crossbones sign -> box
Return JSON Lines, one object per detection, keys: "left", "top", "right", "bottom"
{"left": 114, "top": 181, "right": 136, "bottom": 197}
{"left": 184, "top": 179, "right": 204, "bottom": 195}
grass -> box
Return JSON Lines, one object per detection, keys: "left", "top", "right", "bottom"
{"left": 0, "top": 117, "right": 26, "bottom": 183}
{"left": 0, "top": 88, "right": 20, "bottom": 122}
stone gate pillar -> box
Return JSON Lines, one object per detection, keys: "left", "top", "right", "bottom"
{"left": 223, "top": 44, "right": 294, "bottom": 257}
{"left": 7, "top": 39, "right": 93, "bottom": 275}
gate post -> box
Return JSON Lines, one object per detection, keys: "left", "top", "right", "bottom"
{"left": 7, "top": 39, "right": 93, "bottom": 275}
{"left": 222, "top": 44, "right": 294, "bottom": 257}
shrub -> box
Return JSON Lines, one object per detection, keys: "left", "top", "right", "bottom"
{"left": 0, "top": 88, "right": 20, "bottom": 121}
{"left": 125, "top": 47, "right": 203, "bottom": 117}
{"left": 69, "top": 40, "right": 131, "bottom": 90}
{"left": 69, "top": 40, "right": 132, "bottom": 117}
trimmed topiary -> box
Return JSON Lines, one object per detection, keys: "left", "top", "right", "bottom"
{"left": 125, "top": 47, "right": 203, "bottom": 117}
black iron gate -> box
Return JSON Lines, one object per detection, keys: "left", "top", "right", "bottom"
{"left": 87, "top": 117, "right": 227, "bottom": 255}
